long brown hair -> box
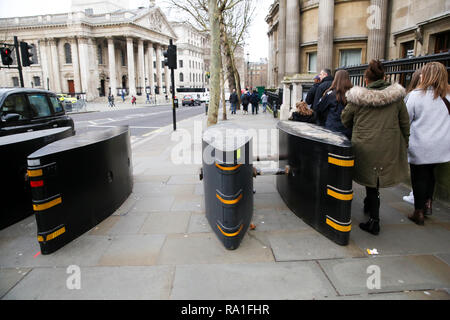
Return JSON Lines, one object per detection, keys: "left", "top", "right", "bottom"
{"left": 417, "top": 62, "right": 450, "bottom": 99}
{"left": 364, "top": 59, "right": 385, "bottom": 82}
{"left": 325, "top": 70, "right": 353, "bottom": 105}
{"left": 407, "top": 68, "right": 422, "bottom": 94}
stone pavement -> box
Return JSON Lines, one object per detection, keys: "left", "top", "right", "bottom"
{"left": 1, "top": 108, "right": 449, "bottom": 300}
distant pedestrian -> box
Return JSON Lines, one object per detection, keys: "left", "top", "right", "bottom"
{"left": 405, "top": 62, "right": 450, "bottom": 225}
{"left": 121, "top": 90, "right": 125, "bottom": 102}
{"left": 241, "top": 90, "right": 250, "bottom": 114}
{"left": 312, "top": 69, "right": 334, "bottom": 112}
{"left": 261, "top": 92, "right": 268, "bottom": 113}
{"left": 229, "top": 89, "right": 238, "bottom": 114}
{"left": 305, "top": 75, "right": 321, "bottom": 107}
{"left": 146, "top": 93, "right": 151, "bottom": 104}
{"left": 341, "top": 60, "right": 410, "bottom": 236}
{"left": 250, "top": 90, "right": 260, "bottom": 115}
{"left": 315, "top": 70, "right": 353, "bottom": 138}
{"left": 108, "top": 93, "right": 115, "bottom": 107}
{"left": 131, "top": 95, "right": 136, "bottom": 106}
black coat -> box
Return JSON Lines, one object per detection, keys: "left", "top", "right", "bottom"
{"left": 316, "top": 90, "right": 352, "bottom": 139}
{"left": 250, "top": 93, "right": 260, "bottom": 105}
{"left": 313, "top": 75, "right": 334, "bottom": 110}
{"left": 229, "top": 92, "right": 238, "bottom": 104}
{"left": 305, "top": 82, "right": 320, "bottom": 106}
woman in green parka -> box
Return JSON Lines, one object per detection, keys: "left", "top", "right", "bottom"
{"left": 341, "top": 60, "right": 410, "bottom": 235}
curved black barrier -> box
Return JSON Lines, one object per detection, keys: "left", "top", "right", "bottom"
{"left": 0, "top": 127, "right": 74, "bottom": 230}
{"left": 276, "top": 121, "right": 354, "bottom": 246}
{"left": 202, "top": 123, "right": 253, "bottom": 250}
{"left": 27, "top": 126, "right": 133, "bottom": 254}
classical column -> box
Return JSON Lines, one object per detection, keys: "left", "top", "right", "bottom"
{"left": 70, "top": 37, "right": 82, "bottom": 93}
{"left": 38, "top": 40, "right": 51, "bottom": 90}
{"left": 317, "top": 0, "right": 334, "bottom": 73}
{"left": 277, "top": 0, "right": 287, "bottom": 83}
{"left": 147, "top": 42, "right": 155, "bottom": 95}
{"left": 107, "top": 37, "right": 117, "bottom": 96}
{"left": 137, "top": 39, "right": 145, "bottom": 93}
{"left": 285, "top": 0, "right": 300, "bottom": 76}
{"left": 88, "top": 38, "right": 100, "bottom": 98}
{"left": 155, "top": 43, "right": 162, "bottom": 95}
{"left": 267, "top": 31, "right": 273, "bottom": 88}
{"left": 126, "top": 37, "right": 137, "bottom": 96}
{"left": 48, "top": 38, "right": 62, "bottom": 93}
{"left": 77, "top": 37, "right": 91, "bottom": 99}
{"left": 367, "top": 0, "right": 388, "bottom": 62}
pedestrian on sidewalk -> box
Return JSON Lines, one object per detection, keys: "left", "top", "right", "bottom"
{"left": 241, "top": 90, "right": 250, "bottom": 114}
{"left": 312, "top": 69, "right": 334, "bottom": 112}
{"left": 229, "top": 89, "right": 238, "bottom": 114}
{"left": 261, "top": 92, "right": 268, "bottom": 113}
{"left": 305, "top": 75, "right": 321, "bottom": 107}
{"left": 108, "top": 93, "right": 115, "bottom": 107}
{"left": 146, "top": 92, "right": 151, "bottom": 104}
{"left": 121, "top": 90, "right": 125, "bottom": 102}
{"left": 405, "top": 62, "right": 450, "bottom": 226}
{"left": 250, "top": 90, "right": 260, "bottom": 115}
{"left": 315, "top": 70, "right": 353, "bottom": 139}
{"left": 131, "top": 95, "right": 136, "bottom": 106}
{"left": 342, "top": 60, "right": 410, "bottom": 236}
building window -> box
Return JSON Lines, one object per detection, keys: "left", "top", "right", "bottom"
{"left": 97, "top": 45, "right": 103, "bottom": 65}
{"left": 154, "top": 73, "right": 157, "bottom": 82}
{"left": 179, "top": 60, "right": 183, "bottom": 68}
{"left": 64, "top": 43, "right": 72, "bottom": 64}
{"left": 179, "top": 73, "right": 184, "bottom": 82}
{"left": 12, "top": 77, "right": 19, "bottom": 87}
{"left": 339, "top": 49, "right": 362, "bottom": 67}
{"left": 31, "top": 44, "right": 38, "bottom": 64}
{"left": 308, "top": 52, "right": 317, "bottom": 73}
{"left": 33, "top": 76, "right": 41, "bottom": 87}
{"left": 121, "top": 50, "right": 126, "bottom": 66}
{"left": 153, "top": 61, "right": 156, "bottom": 68}
{"left": 400, "top": 41, "right": 415, "bottom": 58}
{"left": 434, "top": 31, "right": 449, "bottom": 53}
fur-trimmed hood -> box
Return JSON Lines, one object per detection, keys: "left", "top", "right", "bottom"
{"left": 346, "top": 82, "right": 406, "bottom": 107}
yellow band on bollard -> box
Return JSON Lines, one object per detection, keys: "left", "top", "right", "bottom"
{"left": 216, "top": 193, "right": 243, "bottom": 205}
{"left": 328, "top": 157, "right": 354, "bottom": 167}
{"left": 326, "top": 217, "right": 352, "bottom": 232}
{"left": 217, "top": 224, "right": 243, "bottom": 237}
{"left": 215, "top": 163, "right": 242, "bottom": 171}
{"left": 38, "top": 226, "right": 66, "bottom": 242}
{"left": 327, "top": 188, "right": 353, "bottom": 201}
{"left": 33, "top": 197, "right": 62, "bottom": 211}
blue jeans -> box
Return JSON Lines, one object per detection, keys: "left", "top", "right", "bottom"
{"left": 231, "top": 102, "right": 236, "bottom": 113}
{"left": 263, "top": 102, "right": 267, "bottom": 112}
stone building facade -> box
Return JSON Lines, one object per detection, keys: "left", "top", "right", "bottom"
{"left": 246, "top": 58, "right": 269, "bottom": 88}
{"left": 0, "top": 2, "right": 177, "bottom": 101}
{"left": 266, "top": 0, "right": 450, "bottom": 88}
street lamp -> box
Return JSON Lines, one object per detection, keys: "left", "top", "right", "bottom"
{"left": 246, "top": 53, "right": 250, "bottom": 89}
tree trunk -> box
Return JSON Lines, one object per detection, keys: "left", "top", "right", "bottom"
{"left": 220, "top": 53, "right": 227, "bottom": 120}
{"left": 220, "top": 18, "right": 237, "bottom": 93}
{"left": 208, "top": 0, "right": 221, "bottom": 127}
{"left": 230, "top": 47, "right": 242, "bottom": 108}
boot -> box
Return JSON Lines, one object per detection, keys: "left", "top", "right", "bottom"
{"left": 424, "top": 199, "right": 432, "bottom": 216}
{"left": 363, "top": 197, "right": 369, "bottom": 214}
{"left": 408, "top": 209, "right": 424, "bottom": 226}
{"left": 359, "top": 218, "right": 380, "bottom": 235}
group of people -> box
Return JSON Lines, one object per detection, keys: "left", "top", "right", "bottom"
{"left": 295, "top": 60, "right": 450, "bottom": 236}
{"left": 107, "top": 93, "right": 137, "bottom": 107}
{"left": 229, "top": 88, "right": 269, "bottom": 115}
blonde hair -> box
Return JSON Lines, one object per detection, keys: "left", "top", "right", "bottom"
{"left": 417, "top": 62, "right": 450, "bottom": 99}
{"left": 295, "top": 101, "right": 313, "bottom": 116}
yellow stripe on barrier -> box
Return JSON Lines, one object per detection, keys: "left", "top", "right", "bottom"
{"left": 216, "top": 193, "right": 243, "bottom": 205}
{"left": 326, "top": 218, "right": 352, "bottom": 232}
{"left": 217, "top": 224, "right": 243, "bottom": 237}
{"left": 328, "top": 157, "right": 354, "bottom": 167}
{"left": 33, "top": 197, "right": 62, "bottom": 211}
{"left": 38, "top": 226, "right": 66, "bottom": 242}
{"left": 215, "top": 163, "right": 242, "bottom": 171}
{"left": 327, "top": 188, "right": 353, "bottom": 201}
{"left": 27, "top": 169, "right": 43, "bottom": 177}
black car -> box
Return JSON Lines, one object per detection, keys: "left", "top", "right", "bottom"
{"left": 0, "top": 88, "right": 75, "bottom": 136}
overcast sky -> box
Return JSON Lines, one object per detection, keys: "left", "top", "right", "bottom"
{"left": 0, "top": 0, "right": 272, "bottom": 62}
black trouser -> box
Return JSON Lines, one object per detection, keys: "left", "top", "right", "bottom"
{"left": 410, "top": 163, "right": 436, "bottom": 210}
{"left": 251, "top": 103, "right": 258, "bottom": 114}
{"left": 365, "top": 179, "right": 380, "bottom": 220}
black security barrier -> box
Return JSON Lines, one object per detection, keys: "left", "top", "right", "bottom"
{"left": 27, "top": 126, "right": 133, "bottom": 254}
{"left": 276, "top": 121, "right": 354, "bottom": 246}
{"left": 0, "top": 127, "right": 74, "bottom": 230}
{"left": 201, "top": 123, "right": 253, "bottom": 250}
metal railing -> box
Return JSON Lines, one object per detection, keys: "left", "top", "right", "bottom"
{"left": 338, "top": 51, "right": 450, "bottom": 88}
{"left": 266, "top": 88, "right": 283, "bottom": 111}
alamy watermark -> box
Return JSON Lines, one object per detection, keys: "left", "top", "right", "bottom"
{"left": 66, "top": 265, "right": 81, "bottom": 290}
{"left": 366, "top": 265, "right": 381, "bottom": 290}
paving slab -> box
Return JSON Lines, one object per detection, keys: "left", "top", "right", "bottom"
{"left": 156, "top": 233, "right": 274, "bottom": 265}
{"left": 268, "top": 230, "right": 366, "bottom": 261}
{"left": 0, "top": 235, "right": 112, "bottom": 268}
{"left": 112, "top": 193, "right": 140, "bottom": 216}
{"left": 2, "top": 266, "right": 174, "bottom": 300}
{"left": 0, "top": 268, "right": 32, "bottom": 298}
{"left": 350, "top": 224, "right": 450, "bottom": 256}
{"left": 167, "top": 174, "right": 202, "bottom": 185}
{"left": 139, "top": 211, "right": 191, "bottom": 234}
{"left": 103, "top": 214, "right": 148, "bottom": 235}
{"left": 170, "top": 195, "right": 204, "bottom": 212}
{"left": 319, "top": 255, "right": 450, "bottom": 296}
{"left": 129, "top": 196, "right": 176, "bottom": 213}
{"left": 251, "top": 208, "right": 310, "bottom": 232}
{"left": 0, "top": 215, "right": 37, "bottom": 238}
{"left": 170, "top": 262, "right": 337, "bottom": 300}
{"left": 254, "top": 192, "right": 289, "bottom": 210}
{"left": 187, "top": 213, "right": 210, "bottom": 234}
{"left": 435, "top": 253, "right": 450, "bottom": 266}
{"left": 98, "top": 234, "right": 166, "bottom": 266}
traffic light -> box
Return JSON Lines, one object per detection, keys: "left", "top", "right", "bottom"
{"left": 163, "top": 44, "right": 177, "bottom": 70}
{"left": 20, "top": 41, "right": 34, "bottom": 67}
{"left": 0, "top": 47, "right": 13, "bottom": 66}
